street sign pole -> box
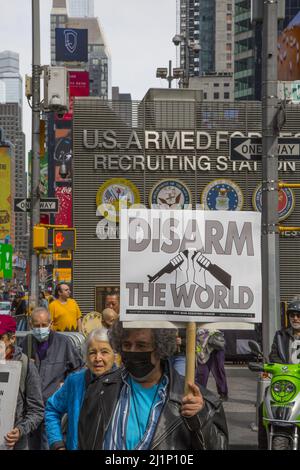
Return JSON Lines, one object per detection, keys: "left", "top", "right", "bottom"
{"left": 29, "top": 0, "right": 41, "bottom": 309}
{"left": 261, "top": 1, "right": 281, "bottom": 356}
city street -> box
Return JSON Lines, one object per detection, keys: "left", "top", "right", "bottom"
{"left": 207, "top": 365, "right": 258, "bottom": 450}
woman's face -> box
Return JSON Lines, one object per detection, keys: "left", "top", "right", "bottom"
{"left": 86, "top": 339, "right": 114, "bottom": 376}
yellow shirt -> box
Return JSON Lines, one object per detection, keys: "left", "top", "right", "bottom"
{"left": 49, "top": 298, "right": 82, "bottom": 332}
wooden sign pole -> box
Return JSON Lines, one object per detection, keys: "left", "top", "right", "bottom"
{"left": 184, "top": 322, "right": 196, "bottom": 394}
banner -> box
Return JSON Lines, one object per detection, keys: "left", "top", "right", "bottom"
{"left": 120, "top": 209, "right": 262, "bottom": 323}
{"left": 55, "top": 28, "right": 88, "bottom": 62}
{"left": 0, "top": 148, "right": 11, "bottom": 242}
{"left": 54, "top": 128, "right": 72, "bottom": 182}
{"left": 63, "top": 71, "right": 90, "bottom": 121}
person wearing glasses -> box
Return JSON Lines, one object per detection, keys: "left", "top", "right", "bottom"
{"left": 269, "top": 299, "right": 300, "bottom": 364}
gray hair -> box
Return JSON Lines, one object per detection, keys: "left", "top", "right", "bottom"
{"left": 82, "top": 328, "right": 112, "bottom": 361}
{"left": 31, "top": 307, "right": 51, "bottom": 322}
{"left": 110, "top": 321, "right": 177, "bottom": 360}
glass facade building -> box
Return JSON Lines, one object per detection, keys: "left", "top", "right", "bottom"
{"left": 68, "top": 0, "right": 94, "bottom": 17}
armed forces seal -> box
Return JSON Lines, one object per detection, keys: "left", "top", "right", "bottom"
{"left": 201, "top": 179, "right": 244, "bottom": 211}
{"left": 96, "top": 178, "right": 140, "bottom": 222}
{"left": 252, "top": 183, "right": 295, "bottom": 221}
{"left": 149, "top": 179, "right": 192, "bottom": 209}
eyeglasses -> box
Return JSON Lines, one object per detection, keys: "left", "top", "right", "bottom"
{"left": 289, "top": 312, "right": 300, "bottom": 318}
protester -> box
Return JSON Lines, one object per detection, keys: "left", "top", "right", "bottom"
{"left": 0, "top": 315, "right": 44, "bottom": 450}
{"left": 21, "top": 307, "right": 84, "bottom": 450}
{"left": 101, "top": 308, "right": 118, "bottom": 330}
{"left": 269, "top": 299, "right": 300, "bottom": 364}
{"left": 78, "top": 322, "right": 228, "bottom": 450}
{"left": 104, "top": 291, "right": 120, "bottom": 317}
{"left": 49, "top": 283, "right": 82, "bottom": 332}
{"left": 45, "top": 328, "right": 116, "bottom": 450}
{"left": 195, "top": 328, "right": 229, "bottom": 401}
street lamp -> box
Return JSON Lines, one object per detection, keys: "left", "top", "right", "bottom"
{"left": 156, "top": 60, "right": 184, "bottom": 89}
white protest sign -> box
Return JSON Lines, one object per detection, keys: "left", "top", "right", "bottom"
{"left": 120, "top": 209, "right": 262, "bottom": 323}
{"left": 0, "top": 360, "right": 21, "bottom": 450}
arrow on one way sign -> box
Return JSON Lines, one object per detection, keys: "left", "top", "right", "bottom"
{"left": 230, "top": 137, "right": 300, "bottom": 161}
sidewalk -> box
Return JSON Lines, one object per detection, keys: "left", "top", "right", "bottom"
{"left": 207, "top": 365, "right": 258, "bottom": 450}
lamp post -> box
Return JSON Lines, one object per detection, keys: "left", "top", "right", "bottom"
{"left": 172, "top": 34, "right": 201, "bottom": 88}
{"left": 29, "top": 0, "right": 41, "bottom": 309}
{"left": 156, "top": 60, "right": 185, "bottom": 88}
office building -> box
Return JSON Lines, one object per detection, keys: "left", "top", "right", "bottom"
{"left": 51, "top": 0, "right": 111, "bottom": 99}
{"left": 234, "top": 0, "right": 300, "bottom": 101}
{"left": 0, "top": 51, "right": 23, "bottom": 107}
{"left": 0, "top": 104, "right": 27, "bottom": 256}
{"left": 68, "top": 0, "right": 94, "bottom": 17}
{"left": 178, "top": 1, "right": 234, "bottom": 97}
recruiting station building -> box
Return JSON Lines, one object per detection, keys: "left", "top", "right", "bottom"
{"left": 72, "top": 89, "right": 300, "bottom": 326}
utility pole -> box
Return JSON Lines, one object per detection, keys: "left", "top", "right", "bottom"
{"left": 29, "top": 0, "right": 41, "bottom": 309}
{"left": 261, "top": 0, "right": 281, "bottom": 356}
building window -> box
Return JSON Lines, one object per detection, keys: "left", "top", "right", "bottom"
{"left": 214, "top": 83, "right": 220, "bottom": 87}
{"left": 224, "top": 92, "right": 230, "bottom": 99}
{"left": 226, "top": 43, "right": 232, "bottom": 51}
{"left": 214, "top": 92, "right": 219, "bottom": 100}
{"left": 204, "top": 92, "right": 207, "bottom": 99}
{"left": 224, "top": 83, "right": 230, "bottom": 87}
{"left": 227, "top": 23, "right": 232, "bottom": 31}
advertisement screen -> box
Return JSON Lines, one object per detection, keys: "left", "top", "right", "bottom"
{"left": 278, "top": 12, "right": 300, "bottom": 81}
{"left": 55, "top": 28, "right": 88, "bottom": 62}
{"left": 0, "top": 147, "right": 11, "bottom": 242}
{"left": 55, "top": 185, "right": 72, "bottom": 228}
{"left": 63, "top": 71, "right": 90, "bottom": 121}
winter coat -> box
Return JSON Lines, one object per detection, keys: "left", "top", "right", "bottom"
{"left": 78, "top": 361, "right": 228, "bottom": 450}
{"left": 21, "top": 331, "right": 84, "bottom": 402}
{"left": 12, "top": 347, "right": 44, "bottom": 449}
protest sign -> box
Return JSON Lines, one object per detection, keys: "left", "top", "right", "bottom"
{"left": 120, "top": 209, "right": 262, "bottom": 323}
{"left": 0, "top": 360, "right": 21, "bottom": 450}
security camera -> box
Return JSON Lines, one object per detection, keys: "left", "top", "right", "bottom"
{"left": 172, "top": 34, "right": 182, "bottom": 46}
{"left": 59, "top": 162, "right": 68, "bottom": 179}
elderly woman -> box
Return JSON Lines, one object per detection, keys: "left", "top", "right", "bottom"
{"left": 45, "top": 328, "right": 115, "bottom": 450}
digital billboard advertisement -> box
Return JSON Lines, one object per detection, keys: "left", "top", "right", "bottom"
{"left": 0, "top": 147, "right": 11, "bottom": 242}
{"left": 55, "top": 28, "right": 88, "bottom": 62}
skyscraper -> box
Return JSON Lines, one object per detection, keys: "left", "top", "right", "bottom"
{"left": 0, "top": 51, "right": 23, "bottom": 106}
{"left": 50, "top": 0, "right": 111, "bottom": 99}
{"left": 68, "top": 0, "right": 94, "bottom": 17}
{"left": 179, "top": 0, "right": 234, "bottom": 100}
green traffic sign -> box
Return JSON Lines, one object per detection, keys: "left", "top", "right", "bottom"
{"left": 0, "top": 244, "right": 13, "bottom": 279}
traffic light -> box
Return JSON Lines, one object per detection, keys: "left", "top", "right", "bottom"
{"left": 33, "top": 226, "right": 48, "bottom": 250}
{"left": 53, "top": 228, "right": 76, "bottom": 251}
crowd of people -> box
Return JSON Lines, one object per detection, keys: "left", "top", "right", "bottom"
{"left": 2, "top": 282, "right": 299, "bottom": 451}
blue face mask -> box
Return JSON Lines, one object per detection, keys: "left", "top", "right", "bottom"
{"left": 32, "top": 327, "right": 50, "bottom": 343}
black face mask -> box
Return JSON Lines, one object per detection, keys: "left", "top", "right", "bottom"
{"left": 121, "top": 351, "right": 155, "bottom": 380}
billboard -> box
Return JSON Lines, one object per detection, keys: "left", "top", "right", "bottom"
{"left": 63, "top": 71, "right": 90, "bottom": 121}
{"left": 120, "top": 209, "right": 262, "bottom": 324}
{"left": 55, "top": 185, "right": 72, "bottom": 228}
{"left": 278, "top": 12, "right": 300, "bottom": 81}
{"left": 55, "top": 28, "right": 88, "bottom": 62}
{"left": 0, "top": 244, "right": 13, "bottom": 280}
{"left": 0, "top": 147, "right": 11, "bottom": 242}
{"left": 54, "top": 128, "right": 72, "bottom": 182}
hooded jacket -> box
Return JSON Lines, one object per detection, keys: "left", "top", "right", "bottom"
{"left": 12, "top": 347, "right": 44, "bottom": 449}
{"left": 78, "top": 362, "right": 228, "bottom": 450}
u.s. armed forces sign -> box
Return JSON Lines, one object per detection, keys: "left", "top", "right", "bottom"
{"left": 120, "top": 209, "right": 262, "bottom": 324}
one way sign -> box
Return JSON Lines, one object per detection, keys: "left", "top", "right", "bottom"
{"left": 14, "top": 198, "right": 59, "bottom": 213}
{"left": 230, "top": 137, "right": 300, "bottom": 161}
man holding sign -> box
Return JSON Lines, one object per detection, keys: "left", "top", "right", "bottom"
{"left": 78, "top": 322, "right": 228, "bottom": 450}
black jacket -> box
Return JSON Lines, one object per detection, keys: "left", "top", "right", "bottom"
{"left": 78, "top": 363, "right": 228, "bottom": 450}
{"left": 21, "top": 331, "right": 84, "bottom": 402}
{"left": 269, "top": 328, "right": 294, "bottom": 363}
{"left": 13, "top": 347, "right": 44, "bottom": 449}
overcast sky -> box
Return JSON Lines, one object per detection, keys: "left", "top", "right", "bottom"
{"left": 0, "top": 0, "right": 177, "bottom": 156}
